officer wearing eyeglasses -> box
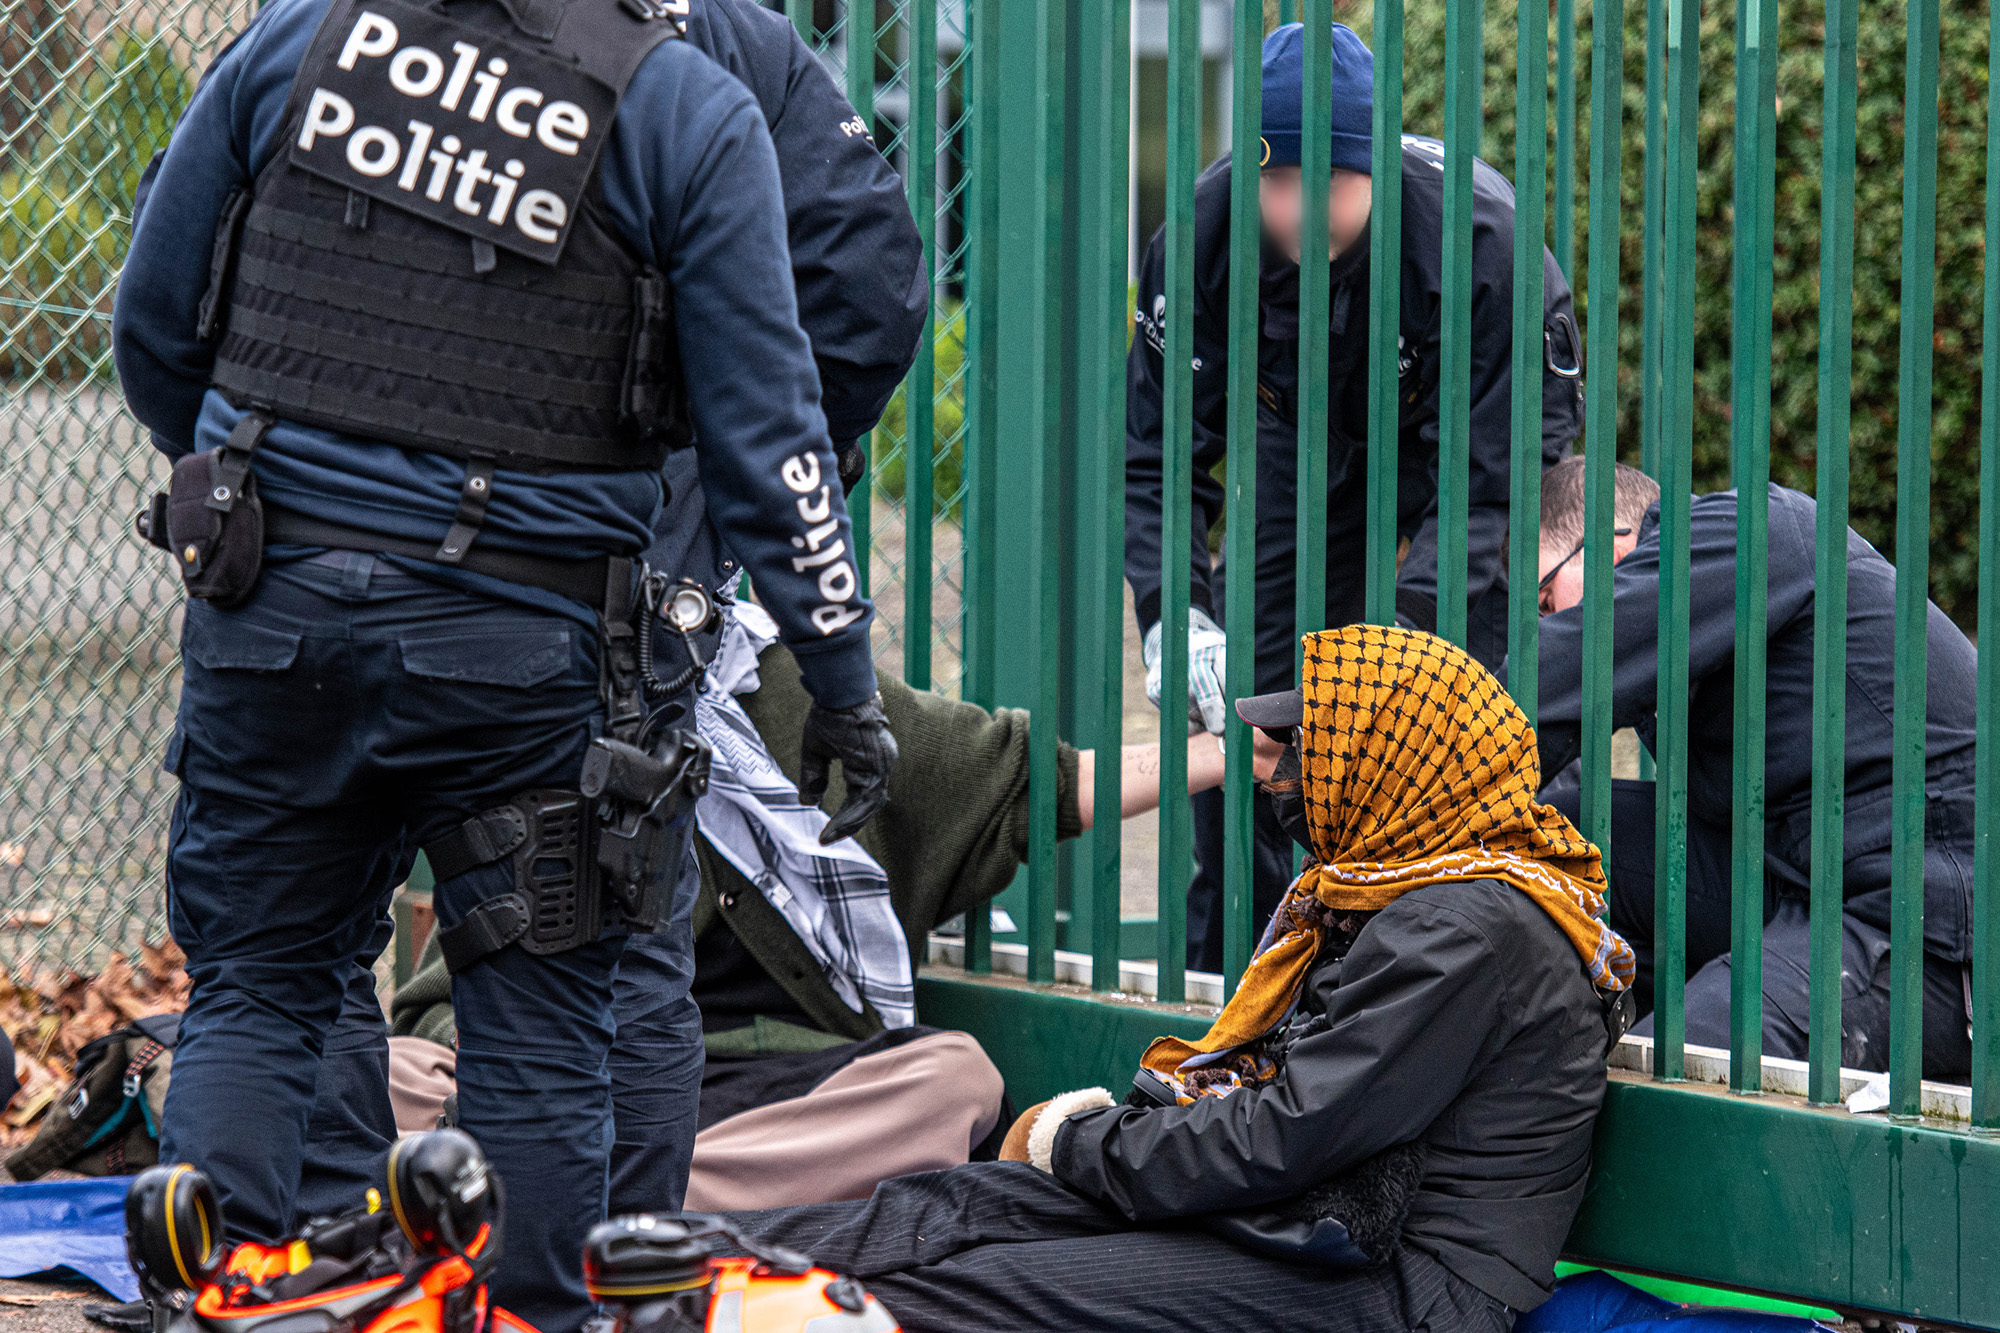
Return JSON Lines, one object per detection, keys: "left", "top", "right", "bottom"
{"left": 1532, "top": 456, "right": 1977, "bottom": 1082}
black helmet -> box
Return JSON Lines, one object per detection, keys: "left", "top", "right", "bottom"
{"left": 581, "top": 1215, "right": 717, "bottom": 1305}
{"left": 384, "top": 1129, "right": 497, "bottom": 1257}
{"left": 125, "top": 1165, "right": 226, "bottom": 1293}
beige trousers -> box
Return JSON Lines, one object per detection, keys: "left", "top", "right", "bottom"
{"left": 384, "top": 1031, "right": 1005, "bottom": 1209}
{"left": 684, "top": 1029, "right": 1004, "bottom": 1211}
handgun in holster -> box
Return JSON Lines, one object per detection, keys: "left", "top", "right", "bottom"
{"left": 582, "top": 729, "right": 711, "bottom": 925}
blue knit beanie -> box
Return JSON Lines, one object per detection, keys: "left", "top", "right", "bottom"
{"left": 1259, "top": 23, "right": 1374, "bottom": 175}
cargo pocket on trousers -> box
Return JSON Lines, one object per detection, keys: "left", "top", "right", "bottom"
{"left": 398, "top": 627, "right": 572, "bottom": 689}
{"left": 183, "top": 610, "right": 302, "bottom": 672}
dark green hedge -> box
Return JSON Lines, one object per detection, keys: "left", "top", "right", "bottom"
{"left": 1315, "top": 0, "right": 1992, "bottom": 629}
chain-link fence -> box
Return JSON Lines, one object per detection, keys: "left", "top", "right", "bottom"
{"left": 0, "top": 0, "right": 963, "bottom": 979}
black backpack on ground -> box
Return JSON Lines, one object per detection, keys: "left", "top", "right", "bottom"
{"left": 5, "top": 1013, "right": 179, "bottom": 1181}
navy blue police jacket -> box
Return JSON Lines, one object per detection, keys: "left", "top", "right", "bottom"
{"left": 112, "top": 0, "right": 877, "bottom": 707}
{"left": 652, "top": 0, "right": 926, "bottom": 600}
{"left": 1125, "top": 138, "right": 1583, "bottom": 682}
{"left": 680, "top": 0, "right": 926, "bottom": 455}
{"left": 1534, "top": 484, "right": 1979, "bottom": 962}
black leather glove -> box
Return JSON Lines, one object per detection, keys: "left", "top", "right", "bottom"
{"left": 798, "top": 693, "right": 899, "bottom": 844}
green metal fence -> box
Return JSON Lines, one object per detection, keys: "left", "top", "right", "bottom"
{"left": 945, "top": 0, "right": 1997, "bottom": 1134}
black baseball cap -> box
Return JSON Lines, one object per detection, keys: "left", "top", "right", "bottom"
{"left": 1234, "top": 688, "right": 1304, "bottom": 742}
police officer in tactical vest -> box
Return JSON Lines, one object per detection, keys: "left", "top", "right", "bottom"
{"left": 111, "top": 0, "right": 894, "bottom": 1323}
{"left": 282, "top": 0, "right": 931, "bottom": 1227}
{"left": 1125, "top": 23, "right": 1583, "bottom": 969}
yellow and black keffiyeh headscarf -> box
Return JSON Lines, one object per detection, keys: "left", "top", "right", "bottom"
{"left": 1141, "top": 623, "right": 1634, "bottom": 1099}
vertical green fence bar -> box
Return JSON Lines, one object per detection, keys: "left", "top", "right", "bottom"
{"left": 1435, "top": 0, "right": 1479, "bottom": 650}
{"left": 1553, "top": 0, "right": 1576, "bottom": 283}
{"left": 1726, "top": 0, "right": 1776, "bottom": 1092}
{"left": 1888, "top": 0, "right": 1938, "bottom": 1116}
{"left": 1507, "top": 0, "right": 1548, "bottom": 719}
{"left": 1975, "top": 0, "right": 2000, "bottom": 1129}
{"left": 1365, "top": 0, "right": 1403, "bottom": 620}
{"left": 1281, "top": 0, "right": 1297, "bottom": 24}
{"left": 1223, "top": 0, "right": 1264, "bottom": 993}
{"left": 960, "top": 0, "right": 1000, "bottom": 973}
{"left": 1085, "top": 0, "right": 1132, "bottom": 992}
{"left": 1807, "top": 0, "right": 1856, "bottom": 1105}
{"left": 1297, "top": 1, "right": 1331, "bottom": 662}
{"left": 903, "top": 0, "right": 937, "bottom": 691}
{"left": 1653, "top": 0, "right": 1700, "bottom": 1080}
{"left": 1636, "top": 0, "right": 1661, "bottom": 791}
{"left": 1579, "top": 0, "right": 1622, "bottom": 874}
{"left": 1552, "top": 0, "right": 1568, "bottom": 286}
{"left": 1157, "top": 0, "right": 1202, "bottom": 1004}
{"left": 1640, "top": 0, "right": 1664, "bottom": 478}
{"left": 1023, "top": 0, "right": 1069, "bottom": 985}
{"left": 786, "top": 0, "right": 812, "bottom": 41}
{"left": 847, "top": 0, "right": 878, "bottom": 592}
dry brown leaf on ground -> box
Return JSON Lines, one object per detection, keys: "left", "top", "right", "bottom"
{"left": 0, "top": 941, "right": 188, "bottom": 1135}
{"left": 139, "top": 939, "right": 186, "bottom": 987}
{"left": 53, "top": 990, "right": 119, "bottom": 1061}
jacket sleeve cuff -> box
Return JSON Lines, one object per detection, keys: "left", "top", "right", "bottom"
{"left": 1394, "top": 588, "right": 1438, "bottom": 634}
{"left": 787, "top": 637, "right": 879, "bottom": 710}
{"left": 1133, "top": 589, "right": 1162, "bottom": 637}
{"left": 1054, "top": 742, "right": 1084, "bottom": 841}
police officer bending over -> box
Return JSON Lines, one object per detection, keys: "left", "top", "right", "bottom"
{"left": 1125, "top": 22, "right": 1583, "bottom": 968}
{"left": 111, "top": 0, "right": 893, "bottom": 1326}
{"left": 1535, "top": 459, "right": 1975, "bottom": 1080}
{"left": 288, "top": 0, "right": 931, "bottom": 1228}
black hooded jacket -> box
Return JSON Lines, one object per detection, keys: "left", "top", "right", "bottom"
{"left": 1125, "top": 139, "right": 1583, "bottom": 680}
{"left": 1052, "top": 878, "right": 1610, "bottom": 1313}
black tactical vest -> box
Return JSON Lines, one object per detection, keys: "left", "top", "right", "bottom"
{"left": 206, "top": 0, "right": 688, "bottom": 473}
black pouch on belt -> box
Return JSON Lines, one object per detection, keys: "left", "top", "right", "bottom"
{"left": 155, "top": 411, "right": 274, "bottom": 609}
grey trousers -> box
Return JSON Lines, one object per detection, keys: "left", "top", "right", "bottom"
{"left": 729, "top": 1162, "right": 1513, "bottom": 1333}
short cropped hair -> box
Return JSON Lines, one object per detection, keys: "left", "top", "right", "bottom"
{"left": 1539, "top": 456, "right": 1661, "bottom": 551}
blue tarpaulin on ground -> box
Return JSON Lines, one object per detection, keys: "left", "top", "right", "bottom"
{"left": 1521, "top": 1272, "right": 1829, "bottom": 1333}
{"left": 0, "top": 1176, "right": 139, "bottom": 1300}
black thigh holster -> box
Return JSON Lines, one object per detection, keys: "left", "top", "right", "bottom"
{"left": 427, "top": 730, "right": 710, "bottom": 974}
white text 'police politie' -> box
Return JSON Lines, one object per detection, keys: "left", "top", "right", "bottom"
{"left": 291, "top": 4, "right": 616, "bottom": 261}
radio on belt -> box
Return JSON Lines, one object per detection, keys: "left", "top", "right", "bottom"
{"left": 289, "top": 0, "right": 617, "bottom": 263}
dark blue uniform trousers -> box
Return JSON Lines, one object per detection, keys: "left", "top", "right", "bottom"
{"left": 294, "top": 855, "right": 705, "bottom": 1223}
{"left": 160, "top": 552, "right": 625, "bottom": 1333}
{"left": 603, "top": 865, "right": 704, "bottom": 1214}
{"left": 1550, "top": 778, "right": 1972, "bottom": 1079}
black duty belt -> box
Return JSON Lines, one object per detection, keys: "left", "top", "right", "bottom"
{"left": 263, "top": 505, "right": 631, "bottom": 616}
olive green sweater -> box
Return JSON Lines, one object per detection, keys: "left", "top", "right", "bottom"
{"left": 391, "top": 642, "right": 1080, "bottom": 1047}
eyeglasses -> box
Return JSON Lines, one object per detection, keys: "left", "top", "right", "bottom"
{"left": 1538, "top": 528, "right": 1633, "bottom": 593}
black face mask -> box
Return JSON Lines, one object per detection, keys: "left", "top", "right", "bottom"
{"left": 1266, "top": 744, "right": 1312, "bottom": 852}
